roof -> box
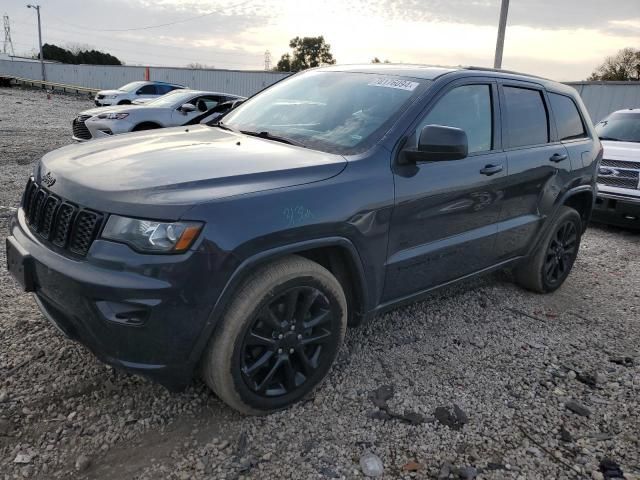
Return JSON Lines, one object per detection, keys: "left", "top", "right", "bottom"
{"left": 317, "top": 63, "right": 561, "bottom": 84}
{"left": 319, "top": 63, "right": 459, "bottom": 80}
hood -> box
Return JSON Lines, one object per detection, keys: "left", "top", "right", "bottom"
{"left": 80, "top": 104, "right": 150, "bottom": 117}
{"left": 601, "top": 140, "right": 640, "bottom": 161}
{"left": 97, "top": 89, "right": 125, "bottom": 96}
{"left": 36, "top": 125, "right": 347, "bottom": 219}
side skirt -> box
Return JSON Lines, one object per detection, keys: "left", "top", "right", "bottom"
{"left": 364, "top": 256, "right": 524, "bottom": 321}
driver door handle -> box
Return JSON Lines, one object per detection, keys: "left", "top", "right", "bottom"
{"left": 550, "top": 153, "right": 568, "bottom": 163}
{"left": 480, "top": 164, "right": 503, "bottom": 176}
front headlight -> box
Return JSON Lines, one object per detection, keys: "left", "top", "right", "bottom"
{"left": 102, "top": 215, "right": 203, "bottom": 253}
{"left": 97, "top": 112, "right": 129, "bottom": 120}
{"left": 107, "top": 95, "right": 118, "bottom": 99}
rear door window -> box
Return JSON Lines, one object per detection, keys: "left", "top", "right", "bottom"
{"left": 549, "top": 93, "right": 587, "bottom": 140}
{"left": 503, "top": 86, "right": 549, "bottom": 148}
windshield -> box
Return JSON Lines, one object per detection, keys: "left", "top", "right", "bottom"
{"left": 145, "top": 90, "right": 195, "bottom": 107}
{"left": 223, "top": 71, "right": 430, "bottom": 154}
{"left": 596, "top": 112, "right": 640, "bottom": 143}
{"left": 118, "top": 81, "right": 147, "bottom": 92}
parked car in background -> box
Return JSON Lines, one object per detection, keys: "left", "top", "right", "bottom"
{"left": 73, "top": 90, "right": 244, "bottom": 141}
{"left": 94, "top": 81, "right": 186, "bottom": 106}
{"left": 7, "top": 65, "right": 600, "bottom": 415}
{"left": 592, "top": 108, "right": 640, "bottom": 228}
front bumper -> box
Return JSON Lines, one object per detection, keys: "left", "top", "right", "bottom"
{"left": 6, "top": 210, "right": 220, "bottom": 390}
{"left": 592, "top": 190, "right": 640, "bottom": 229}
{"left": 85, "top": 118, "right": 132, "bottom": 139}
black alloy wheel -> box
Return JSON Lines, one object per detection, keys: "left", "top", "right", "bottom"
{"left": 543, "top": 219, "right": 578, "bottom": 287}
{"left": 240, "top": 286, "right": 336, "bottom": 397}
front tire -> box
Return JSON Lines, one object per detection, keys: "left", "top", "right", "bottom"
{"left": 515, "top": 206, "right": 582, "bottom": 293}
{"left": 201, "top": 256, "right": 347, "bottom": 415}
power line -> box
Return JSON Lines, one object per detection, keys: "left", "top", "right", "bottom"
{"left": 3, "top": 15, "right": 15, "bottom": 56}
{"left": 264, "top": 50, "right": 271, "bottom": 70}
{"left": 44, "top": 0, "right": 255, "bottom": 33}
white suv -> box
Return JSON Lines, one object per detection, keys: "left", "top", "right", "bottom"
{"left": 94, "top": 81, "right": 186, "bottom": 106}
{"left": 593, "top": 108, "right": 640, "bottom": 228}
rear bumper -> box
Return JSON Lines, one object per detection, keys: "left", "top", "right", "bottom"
{"left": 592, "top": 191, "right": 640, "bottom": 229}
{"left": 7, "top": 211, "right": 222, "bottom": 390}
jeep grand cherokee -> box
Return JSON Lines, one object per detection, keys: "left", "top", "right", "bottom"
{"left": 6, "top": 65, "right": 600, "bottom": 414}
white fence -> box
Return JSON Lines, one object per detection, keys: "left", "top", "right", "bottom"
{"left": 0, "top": 59, "right": 290, "bottom": 97}
{"left": 566, "top": 82, "right": 640, "bottom": 122}
{"left": 3, "top": 59, "right": 640, "bottom": 120}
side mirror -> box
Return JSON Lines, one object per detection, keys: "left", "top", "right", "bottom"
{"left": 400, "top": 125, "right": 468, "bottom": 164}
{"left": 180, "top": 103, "right": 196, "bottom": 113}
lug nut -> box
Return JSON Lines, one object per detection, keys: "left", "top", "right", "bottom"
{"left": 278, "top": 334, "right": 283, "bottom": 340}
{"left": 289, "top": 348, "right": 294, "bottom": 354}
{"left": 277, "top": 348, "right": 283, "bottom": 354}
{"left": 297, "top": 334, "right": 302, "bottom": 340}
{"left": 290, "top": 325, "right": 295, "bottom": 331}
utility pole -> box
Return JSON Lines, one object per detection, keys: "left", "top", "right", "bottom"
{"left": 3, "top": 15, "right": 15, "bottom": 56}
{"left": 493, "top": 0, "right": 509, "bottom": 69}
{"left": 27, "top": 4, "right": 45, "bottom": 81}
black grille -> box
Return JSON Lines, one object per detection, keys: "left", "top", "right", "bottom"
{"left": 97, "top": 94, "right": 105, "bottom": 99}
{"left": 72, "top": 115, "right": 92, "bottom": 140}
{"left": 601, "top": 158, "right": 640, "bottom": 170}
{"left": 69, "top": 211, "right": 101, "bottom": 256}
{"left": 21, "top": 178, "right": 103, "bottom": 257}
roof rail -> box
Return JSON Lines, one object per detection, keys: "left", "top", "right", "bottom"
{"left": 463, "top": 66, "right": 551, "bottom": 81}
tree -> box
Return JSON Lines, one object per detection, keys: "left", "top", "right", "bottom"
{"left": 42, "top": 43, "right": 122, "bottom": 65}
{"left": 371, "top": 57, "right": 391, "bottom": 64}
{"left": 274, "top": 36, "right": 336, "bottom": 72}
{"left": 588, "top": 47, "right": 640, "bottom": 81}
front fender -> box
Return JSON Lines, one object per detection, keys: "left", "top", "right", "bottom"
{"left": 186, "top": 236, "right": 369, "bottom": 366}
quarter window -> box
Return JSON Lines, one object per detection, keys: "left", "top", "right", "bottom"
{"left": 549, "top": 93, "right": 586, "bottom": 141}
{"left": 503, "top": 86, "right": 549, "bottom": 148}
{"left": 417, "top": 84, "right": 492, "bottom": 154}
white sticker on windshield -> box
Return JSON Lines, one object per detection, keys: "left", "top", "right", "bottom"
{"left": 368, "top": 78, "right": 419, "bottom": 91}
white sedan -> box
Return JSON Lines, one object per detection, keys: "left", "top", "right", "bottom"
{"left": 73, "top": 90, "right": 244, "bottom": 141}
{"left": 94, "top": 81, "right": 186, "bottom": 106}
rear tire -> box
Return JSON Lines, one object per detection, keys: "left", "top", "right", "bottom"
{"left": 515, "top": 206, "right": 582, "bottom": 293}
{"left": 201, "top": 255, "right": 347, "bottom": 415}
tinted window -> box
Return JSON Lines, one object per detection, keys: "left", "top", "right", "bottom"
{"left": 504, "top": 87, "right": 548, "bottom": 148}
{"left": 596, "top": 112, "right": 640, "bottom": 143}
{"left": 417, "top": 84, "right": 492, "bottom": 153}
{"left": 549, "top": 93, "right": 586, "bottom": 140}
{"left": 137, "top": 84, "right": 157, "bottom": 95}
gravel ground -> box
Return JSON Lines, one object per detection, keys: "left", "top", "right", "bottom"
{"left": 1, "top": 86, "right": 639, "bottom": 480}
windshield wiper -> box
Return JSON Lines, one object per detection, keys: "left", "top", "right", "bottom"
{"left": 599, "top": 136, "right": 622, "bottom": 141}
{"left": 211, "top": 121, "right": 236, "bottom": 132}
{"left": 240, "top": 130, "right": 306, "bottom": 148}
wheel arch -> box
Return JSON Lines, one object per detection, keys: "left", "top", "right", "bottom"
{"left": 561, "top": 187, "right": 594, "bottom": 232}
{"left": 132, "top": 121, "right": 163, "bottom": 131}
{"left": 188, "top": 237, "right": 369, "bottom": 366}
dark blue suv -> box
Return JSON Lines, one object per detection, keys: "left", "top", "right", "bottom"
{"left": 6, "top": 65, "right": 600, "bottom": 414}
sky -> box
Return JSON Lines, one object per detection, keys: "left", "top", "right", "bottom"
{"left": 2, "top": 0, "right": 639, "bottom": 81}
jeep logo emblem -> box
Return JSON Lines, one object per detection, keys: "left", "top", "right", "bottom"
{"left": 42, "top": 172, "right": 56, "bottom": 187}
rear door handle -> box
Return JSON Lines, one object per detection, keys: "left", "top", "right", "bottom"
{"left": 550, "top": 153, "right": 568, "bottom": 163}
{"left": 480, "top": 164, "right": 503, "bottom": 176}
